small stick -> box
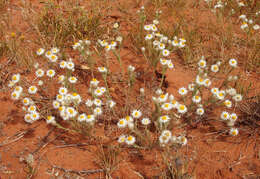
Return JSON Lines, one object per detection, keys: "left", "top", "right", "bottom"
{"left": 52, "top": 165, "right": 104, "bottom": 175}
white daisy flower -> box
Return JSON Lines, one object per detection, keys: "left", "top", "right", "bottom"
{"left": 107, "top": 100, "right": 116, "bottom": 108}
{"left": 67, "top": 61, "right": 75, "bottom": 71}
{"left": 230, "top": 128, "right": 239, "bottom": 136}
{"left": 78, "top": 113, "right": 87, "bottom": 122}
{"left": 94, "top": 107, "right": 102, "bottom": 116}
{"left": 162, "top": 130, "right": 172, "bottom": 138}
{"left": 126, "top": 135, "right": 136, "bottom": 145}
{"left": 160, "top": 58, "right": 168, "bottom": 66}
{"left": 59, "top": 87, "right": 68, "bottom": 95}
{"left": 14, "top": 86, "right": 23, "bottom": 94}
{"left": 233, "top": 94, "right": 242, "bottom": 102}
{"left": 35, "top": 69, "right": 44, "bottom": 78}
{"left": 66, "top": 107, "right": 77, "bottom": 118}
{"left": 211, "top": 64, "right": 219, "bottom": 72}
{"left": 177, "top": 104, "right": 187, "bottom": 114}
{"left": 162, "top": 49, "right": 170, "bottom": 57}
{"left": 172, "top": 39, "right": 179, "bottom": 46}
{"left": 72, "top": 93, "right": 81, "bottom": 104}
{"left": 53, "top": 100, "right": 60, "bottom": 109}
{"left": 46, "top": 116, "right": 56, "bottom": 125}
{"left": 11, "top": 91, "right": 20, "bottom": 100}
{"left": 159, "top": 115, "right": 170, "bottom": 123}
{"left": 177, "top": 136, "right": 188, "bottom": 145}
{"left": 110, "top": 41, "right": 117, "bottom": 48}
{"left": 117, "top": 118, "right": 127, "bottom": 128}
{"left": 128, "top": 65, "right": 135, "bottom": 72}
{"left": 59, "top": 61, "right": 67, "bottom": 69}
{"left": 178, "top": 87, "right": 188, "bottom": 96}
{"left": 132, "top": 110, "right": 142, "bottom": 119}
{"left": 188, "top": 83, "right": 195, "bottom": 91}
{"left": 151, "top": 24, "right": 158, "bottom": 32}
{"left": 11, "top": 74, "right": 20, "bottom": 83}
{"left": 217, "top": 90, "right": 225, "bottom": 100}
{"left": 118, "top": 135, "right": 126, "bottom": 143}
{"left": 22, "top": 98, "right": 30, "bottom": 106}
{"left": 104, "top": 45, "right": 111, "bottom": 52}
{"left": 159, "top": 134, "right": 170, "bottom": 144}
{"left": 196, "top": 75, "right": 205, "bottom": 86}
{"left": 141, "top": 118, "right": 151, "bottom": 125}
{"left": 239, "top": 14, "right": 246, "bottom": 19}
{"left": 28, "top": 86, "right": 38, "bottom": 94}
{"left": 31, "top": 112, "right": 40, "bottom": 121}
{"left": 171, "top": 99, "right": 179, "bottom": 108}
{"left": 94, "top": 88, "right": 104, "bottom": 97}
{"left": 167, "top": 61, "right": 174, "bottom": 69}
{"left": 153, "top": 40, "right": 159, "bottom": 46}
{"left": 58, "top": 75, "right": 65, "bottom": 83}
{"left": 38, "top": 80, "right": 43, "bottom": 86}
{"left": 178, "top": 41, "right": 186, "bottom": 48}
{"left": 156, "top": 89, "right": 163, "bottom": 95}
{"left": 223, "top": 100, "right": 232, "bottom": 108}
{"left": 93, "top": 98, "right": 102, "bottom": 107}
{"left": 86, "top": 114, "right": 95, "bottom": 123}
{"left": 158, "top": 43, "right": 165, "bottom": 50}
{"left": 98, "top": 67, "right": 107, "bottom": 73}
{"left": 99, "top": 40, "right": 108, "bottom": 47}
{"left": 220, "top": 111, "right": 230, "bottom": 120}
{"left": 204, "top": 79, "right": 211, "bottom": 87}
{"left": 161, "top": 103, "right": 173, "bottom": 111}
{"left": 198, "top": 58, "right": 206, "bottom": 68}
{"left": 241, "top": 22, "right": 248, "bottom": 30}
{"left": 36, "top": 48, "right": 45, "bottom": 55}
{"left": 45, "top": 51, "right": 52, "bottom": 58}
{"left": 157, "top": 93, "right": 169, "bottom": 103}
{"left": 49, "top": 54, "right": 58, "bottom": 63}
{"left": 253, "top": 24, "right": 260, "bottom": 30}
{"left": 51, "top": 47, "right": 59, "bottom": 54}
{"left": 125, "top": 116, "right": 134, "bottom": 123}
{"left": 230, "top": 113, "right": 238, "bottom": 122}
{"left": 229, "top": 59, "right": 237, "bottom": 68}
{"left": 85, "top": 99, "right": 93, "bottom": 107}
{"left": 24, "top": 113, "right": 34, "bottom": 123}
{"left": 72, "top": 42, "right": 81, "bottom": 50}
{"left": 68, "top": 76, "right": 77, "bottom": 83}
{"left": 55, "top": 94, "right": 64, "bottom": 103}
{"left": 116, "top": 36, "right": 123, "bottom": 43}
{"left": 90, "top": 78, "right": 99, "bottom": 87}
{"left": 196, "top": 107, "right": 204, "bottom": 115}
{"left": 145, "top": 34, "right": 153, "bottom": 41}
{"left": 46, "top": 69, "right": 55, "bottom": 78}
{"left": 28, "top": 105, "right": 37, "bottom": 113}
{"left": 192, "top": 95, "right": 201, "bottom": 103}
{"left": 211, "top": 87, "right": 219, "bottom": 95}
{"left": 144, "top": 24, "right": 151, "bottom": 31}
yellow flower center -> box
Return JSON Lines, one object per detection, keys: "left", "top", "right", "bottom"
{"left": 68, "top": 109, "right": 73, "bottom": 114}
{"left": 180, "top": 105, "right": 185, "bottom": 110}
{"left": 127, "top": 136, "right": 133, "bottom": 141}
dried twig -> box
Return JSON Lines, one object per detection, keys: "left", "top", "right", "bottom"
{"left": 51, "top": 165, "right": 104, "bottom": 175}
